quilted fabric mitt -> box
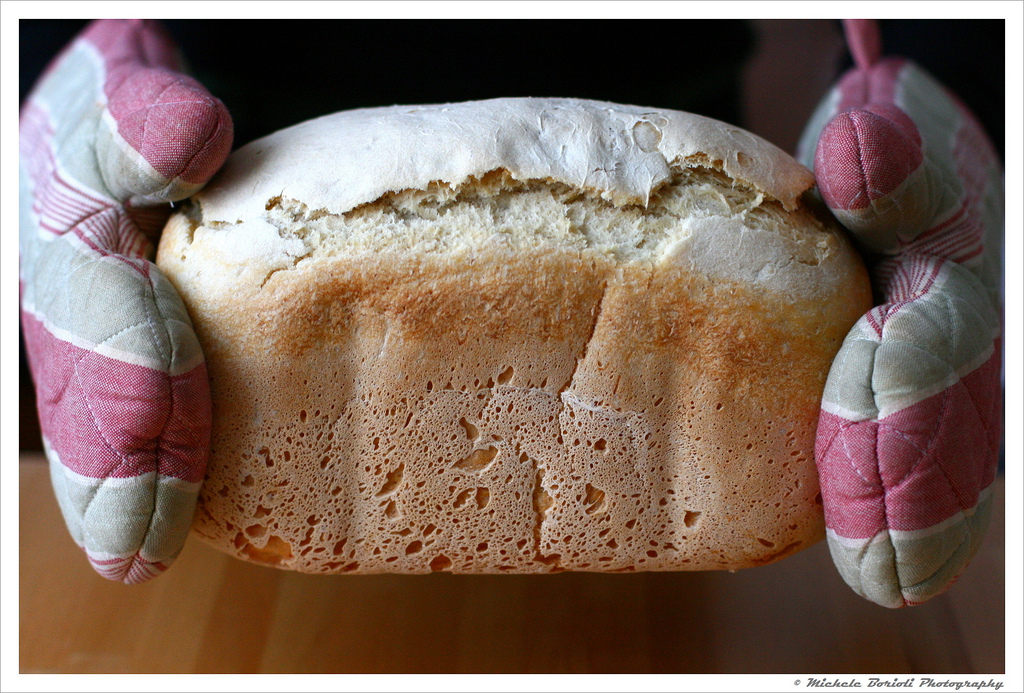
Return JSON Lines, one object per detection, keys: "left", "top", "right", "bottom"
{"left": 797, "top": 20, "right": 1003, "bottom": 607}
{"left": 19, "top": 20, "right": 232, "bottom": 583}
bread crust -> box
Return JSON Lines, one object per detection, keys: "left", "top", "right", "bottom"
{"left": 157, "top": 98, "right": 871, "bottom": 573}
{"left": 195, "top": 97, "right": 814, "bottom": 220}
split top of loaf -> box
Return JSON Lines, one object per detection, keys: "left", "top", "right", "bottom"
{"left": 198, "top": 97, "right": 815, "bottom": 218}
{"left": 181, "top": 97, "right": 847, "bottom": 302}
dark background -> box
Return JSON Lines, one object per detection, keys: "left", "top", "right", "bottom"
{"left": 18, "top": 19, "right": 1006, "bottom": 450}
{"left": 19, "top": 20, "right": 1005, "bottom": 154}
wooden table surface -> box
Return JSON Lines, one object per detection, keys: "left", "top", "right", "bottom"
{"left": 18, "top": 452, "right": 1005, "bottom": 675}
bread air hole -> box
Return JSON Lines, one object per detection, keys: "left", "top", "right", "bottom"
{"left": 583, "top": 484, "right": 607, "bottom": 515}
{"left": 453, "top": 445, "right": 498, "bottom": 471}
{"left": 376, "top": 462, "right": 405, "bottom": 496}
{"left": 453, "top": 489, "right": 474, "bottom": 509}
{"left": 429, "top": 554, "right": 452, "bottom": 572}
{"left": 458, "top": 417, "right": 479, "bottom": 440}
{"left": 238, "top": 534, "right": 293, "bottom": 566}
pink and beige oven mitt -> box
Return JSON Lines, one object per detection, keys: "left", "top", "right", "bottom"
{"left": 19, "top": 20, "right": 231, "bottom": 583}
{"left": 797, "top": 19, "right": 1003, "bottom": 607}
{"left": 21, "top": 20, "right": 1002, "bottom": 603}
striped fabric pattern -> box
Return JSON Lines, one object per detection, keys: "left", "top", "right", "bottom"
{"left": 19, "top": 20, "right": 232, "bottom": 583}
{"left": 797, "top": 21, "right": 1003, "bottom": 607}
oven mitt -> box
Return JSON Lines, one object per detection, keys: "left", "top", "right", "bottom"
{"left": 797, "top": 20, "right": 1003, "bottom": 607}
{"left": 19, "top": 20, "right": 232, "bottom": 583}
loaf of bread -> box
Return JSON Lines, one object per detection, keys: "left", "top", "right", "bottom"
{"left": 156, "top": 97, "right": 872, "bottom": 574}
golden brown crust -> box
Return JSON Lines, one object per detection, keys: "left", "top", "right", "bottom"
{"left": 157, "top": 99, "right": 872, "bottom": 573}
